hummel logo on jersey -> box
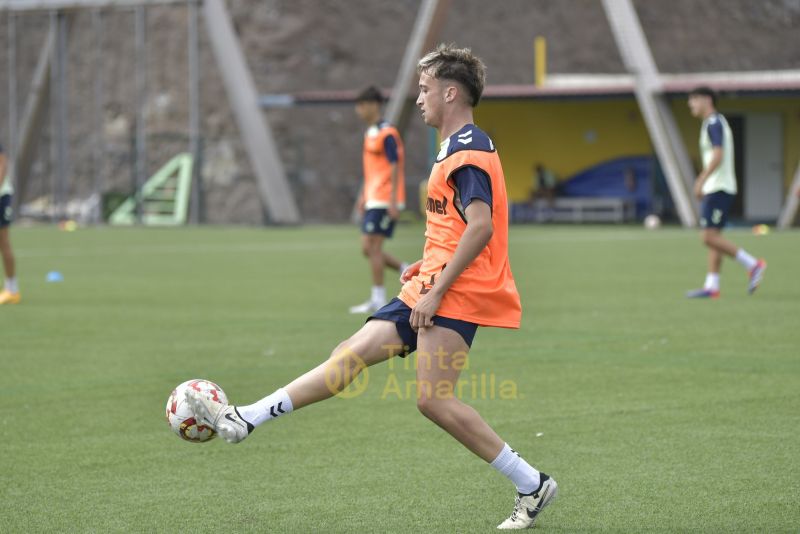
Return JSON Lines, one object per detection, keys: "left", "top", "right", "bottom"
{"left": 419, "top": 273, "right": 436, "bottom": 295}
{"left": 426, "top": 196, "right": 448, "bottom": 215}
{"left": 457, "top": 129, "right": 473, "bottom": 145}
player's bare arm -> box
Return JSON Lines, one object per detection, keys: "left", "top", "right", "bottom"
{"left": 409, "top": 199, "right": 493, "bottom": 330}
{"left": 388, "top": 161, "right": 399, "bottom": 219}
{"left": 0, "top": 154, "right": 7, "bottom": 185}
{"left": 694, "top": 146, "right": 723, "bottom": 199}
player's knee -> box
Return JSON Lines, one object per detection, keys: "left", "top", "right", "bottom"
{"left": 416, "top": 394, "right": 435, "bottom": 419}
{"left": 701, "top": 231, "right": 714, "bottom": 246}
{"left": 361, "top": 238, "right": 377, "bottom": 257}
{"left": 416, "top": 393, "right": 445, "bottom": 422}
{"left": 328, "top": 340, "right": 365, "bottom": 373}
{"left": 328, "top": 340, "right": 348, "bottom": 359}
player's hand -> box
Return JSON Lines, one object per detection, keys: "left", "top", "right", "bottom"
{"left": 400, "top": 260, "right": 422, "bottom": 283}
{"left": 410, "top": 291, "right": 442, "bottom": 331}
{"left": 693, "top": 179, "right": 704, "bottom": 200}
{"left": 388, "top": 204, "right": 399, "bottom": 220}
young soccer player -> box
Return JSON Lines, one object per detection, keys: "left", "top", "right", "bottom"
{"left": 686, "top": 87, "right": 766, "bottom": 298}
{"left": 0, "top": 142, "right": 20, "bottom": 305}
{"left": 187, "top": 44, "right": 557, "bottom": 529}
{"left": 349, "top": 86, "right": 407, "bottom": 314}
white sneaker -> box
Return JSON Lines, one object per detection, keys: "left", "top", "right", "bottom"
{"left": 497, "top": 474, "right": 558, "bottom": 529}
{"left": 747, "top": 259, "right": 767, "bottom": 295}
{"left": 184, "top": 388, "right": 253, "bottom": 444}
{"left": 348, "top": 299, "right": 384, "bottom": 314}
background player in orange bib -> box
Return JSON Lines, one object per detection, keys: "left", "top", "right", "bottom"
{"left": 349, "top": 86, "right": 408, "bottom": 314}
{"left": 186, "top": 45, "right": 557, "bottom": 530}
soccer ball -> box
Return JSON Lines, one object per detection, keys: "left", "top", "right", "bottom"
{"left": 643, "top": 214, "right": 661, "bottom": 230}
{"left": 165, "top": 379, "right": 227, "bottom": 442}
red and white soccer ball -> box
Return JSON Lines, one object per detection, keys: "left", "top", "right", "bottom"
{"left": 165, "top": 379, "right": 228, "bottom": 443}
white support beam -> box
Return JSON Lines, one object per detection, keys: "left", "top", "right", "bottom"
{"left": 202, "top": 0, "right": 300, "bottom": 224}
{"left": 385, "top": 0, "right": 451, "bottom": 132}
{"left": 14, "top": 19, "right": 58, "bottom": 204}
{"left": 777, "top": 160, "right": 800, "bottom": 229}
{"left": 602, "top": 0, "right": 698, "bottom": 227}
{"left": 350, "top": 0, "right": 450, "bottom": 222}
{"left": 0, "top": 0, "right": 185, "bottom": 11}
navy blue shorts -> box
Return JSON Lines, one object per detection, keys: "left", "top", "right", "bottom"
{"left": 361, "top": 208, "right": 395, "bottom": 238}
{"left": 0, "top": 195, "right": 12, "bottom": 228}
{"left": 700, "top": 191, "right": 735, "bottom": 229}
{"left": 367, "top": 297, "right": 478, "bottom": 356}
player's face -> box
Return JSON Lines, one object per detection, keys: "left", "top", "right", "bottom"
{"left": 416, "top": 72, "right": 444, "bottom": 128}
{"left": 355, "top": 101, "right": 379, "bottom": 123}
{"left": 688, "top": 95, "right": 706, "bottom": 117}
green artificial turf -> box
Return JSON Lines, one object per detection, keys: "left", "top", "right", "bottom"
{"left": 1, "top": 223, "right": 797, "bottom": 532}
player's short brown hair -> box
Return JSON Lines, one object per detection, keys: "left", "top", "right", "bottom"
{"left": 689, "top": 86, "right": 718, "bottom": 107}
{"left": 356, "top": 86, "right": 385, "bottom": 104}
{"left": 417, "top": 43, "right": 486, "bottom": 107}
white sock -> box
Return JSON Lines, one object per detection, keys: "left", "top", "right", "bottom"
{"left": 735, "top": 249, "right": 758, "bottom": 271}
{"left": 236, "top": 387, "right": 293, "bottom": 427}
{"left": 4, "top": 277, "right": 18, "bottom": 293}
{"left": 704, "top": 273, "right": 720, "bottom": 291}
{"left": 371, "top": 285, "right": 386, "bottom": 305}
{"left": 490, "top": 443, "right": 541, "bottom": 494}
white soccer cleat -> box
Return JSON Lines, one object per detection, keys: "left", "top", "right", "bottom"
{"left": 497, "top": 474, "right": 558, "bottom": 530}
{"left": 747, "top": 259, "right": 767, "bottom": 295}
{"left": 184, "top": 388, "right": 253, "bottom": 444}
{"left": 348, "top": 299, "right": 384, "bottom": 314}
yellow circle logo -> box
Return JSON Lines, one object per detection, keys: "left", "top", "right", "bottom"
{"left": 324, "top": 347, "right": 369, "bottom": 399}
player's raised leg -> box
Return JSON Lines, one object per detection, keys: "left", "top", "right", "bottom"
{"left": 185, "top": 319, "right": 403, "bottom": 443}
{"left": 414, "top": 326, "right": 557, "bottom": 529}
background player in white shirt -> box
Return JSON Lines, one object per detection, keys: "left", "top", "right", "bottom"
{"left": 686, "top": 87, "right": 766, "bottom": 299}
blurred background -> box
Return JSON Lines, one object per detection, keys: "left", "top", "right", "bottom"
{"left": 0, "top": 0, "right": 798, "bottom": 226}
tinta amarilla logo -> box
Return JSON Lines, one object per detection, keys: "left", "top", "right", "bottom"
{"left": 323, "top": 344, "right": 519, "bottom": 401}
{"left": 426, "top": 196, "right": 448, "bottom": 215}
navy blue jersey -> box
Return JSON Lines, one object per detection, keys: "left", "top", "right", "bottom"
{"left": 438, "top": 124, "right": 495, "bottom": 215}
{"left": 454, "top": 166, "right": 493, "bottom": 212}
{"left": 706, "top": 114, "right": 723, "bottom": 147}
{"left": 381, "top": 127, "right": 399, "bottom": 163}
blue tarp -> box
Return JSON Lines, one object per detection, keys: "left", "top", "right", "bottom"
{"left": 558, "top": 155, "right": 656, "bottom": 218}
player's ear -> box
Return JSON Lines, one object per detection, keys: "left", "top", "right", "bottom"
{"left": 444, "top": 84, "right": 457, "bottom": 104}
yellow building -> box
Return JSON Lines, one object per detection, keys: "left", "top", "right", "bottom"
{"left": 475, "top": 77, "right": 800, "bottom": 222}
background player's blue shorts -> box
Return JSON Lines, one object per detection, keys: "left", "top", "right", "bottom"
{"left": 368, "top": 297, "right": 478, "bottom": 357}
{"left": 0, "top": 194, "right": 12, "bottom": 228}
{"left": 361, "top": 208, "right": 395, "bottom": 237}
{"left": 700, "top": 191, "right": 735, "bottom": 229}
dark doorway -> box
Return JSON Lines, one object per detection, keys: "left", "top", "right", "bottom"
{"left": 727, "top": 115, "right": 745, "bottom": 218}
